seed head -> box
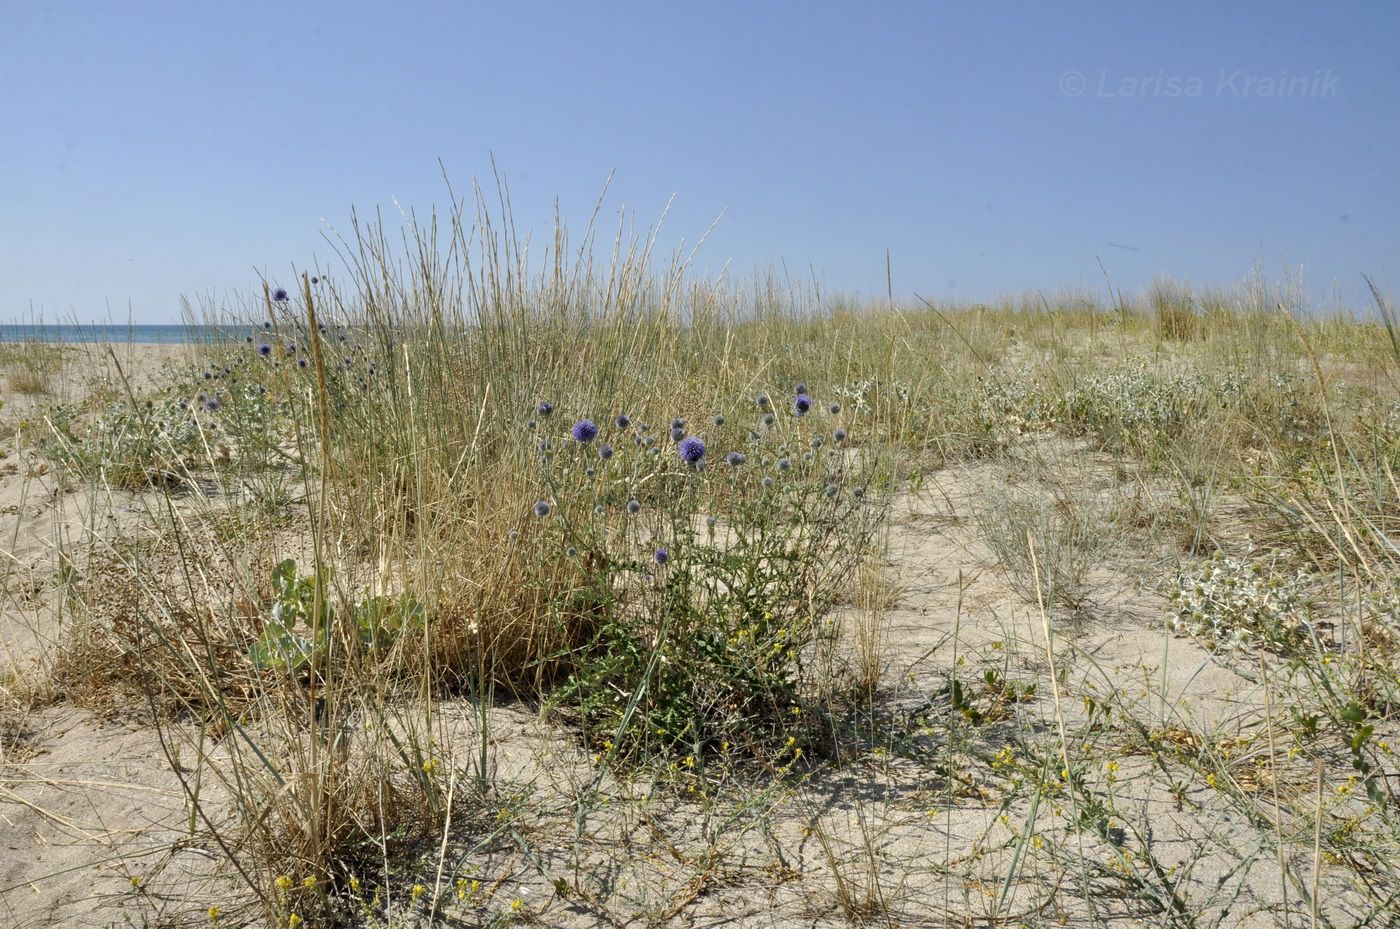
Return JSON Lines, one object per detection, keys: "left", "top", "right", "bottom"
{"left": 725, "top": 451, "right": 746, "bottom": 467}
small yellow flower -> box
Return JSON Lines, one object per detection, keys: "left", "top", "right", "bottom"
{"left": 1105, "top": 760, "right": 1120, "bottom": 782}
{"left": 275, "top": 875, "right": 293, "bottom": 892}
{"left": 421, "top": 758, "right": 438, "bottom": 775}
{"left": 348, "top": 875, "right": 361, "bottom": 893}
{"left": 510, "top": 898, "right": 524, "bottom": 912}
{"left": 288, "top": 916, "right": 303, "bottom": 929}
{"left": 128, "top": 876, "right": 144, "bottom": 890}
{"left": 302, "top": 876, "right": 317, "bottom": 890}
{"left": 1206, "top": 772, "right": 1218, "bottom": 789}
{"left": 412, "top": 883, "right": 427, "bottom": 901}
{"left": 207, "top": 906, "right": 221, "bottom": 923}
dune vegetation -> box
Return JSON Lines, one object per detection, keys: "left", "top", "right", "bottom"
{"left": 3, "top": 189, "right": 1399, "bottom": 928}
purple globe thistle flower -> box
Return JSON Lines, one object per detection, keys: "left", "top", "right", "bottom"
{"left": 653, "top": 548, "right": 670, "bottom": 566}
{"left": 725, "top": 451, "right": 746, "bottom": 468}
{"left": 794, "top": 382, "right": 808, "bottom": 394}
{"left": 599, "top": 443, "right": 614, "bottom": 460}
{"left": 825, "top": 483, "right": 839, "bottom": 497}
{"left": 297, "top": 358, "right": 308, "bottom": 368}
{"left": 533, "top": 500, "right": 551, "bottom": 517}
{"left": 203, "top": 371, "right": 212, "bottom": 380}
{"left": 756, "top": 393, "right": 771, "bottom": 410}
{"left": 833, "top": 428, "right": 848, "bottom": 443}
{"left": 571, "top": 419, "right": 598, "bottom": 443}
{"left": 204, "top": 396, "right": 221, "bottom": 411}
{"left": 615, "top": 413, "right": 631, "bottom": 430}
{"left": 793, "top": 394, "right": 812, "bottom": 416}
{"left": 828, "top": 401, "right": 842, "bottom": 415}
{"left": 677, "top": 436, "right": 706, "bottom": 465}
{"left": 712, "top": 414, "right": 726, "bottom": 426}
{"left": 762, "top": 476, "right": 774, "bottom": 489}
{"left": 670, "top": 417, "right": 686, "bottom": 430}
{"left": 777, "top": 457, "right": 791, "bottom": 471}
{"left": 762, "top": 413, "right": 776, "bottom": 427}
{"left": 258, "top": 343, "right": 272, "bottom": 357}
{"left": 263, "top": 321, "right": 272, "bottom": 329}
{"left": 852, "top": 486, "right": 866, "bottom": 499}
{"left": 537, "top": 401, "right": 554, "bottom": 417}
{"left": 525, "top": 419, "right": 536, "bottom": 431}
{"left": 310, "top": 276, "right": 319, "bottom": 284}
{"left": 706, "top": 516, "right": 717, "bottom": 530}
{"left": 626, "top": 498, "right": 641, "bottom": 514}
{"left": 669, "top": 426, "right": 685, "bottom": 442}
{"left": 272, "top": 288, "right": 289, "bottom": 302}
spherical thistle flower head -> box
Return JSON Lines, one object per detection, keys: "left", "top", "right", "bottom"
{"left": 245, "top": 335, "right": 253, "bottom": 344}
{"left": 537, "top": 438, "right": 551, "bottom": 451}
{"left": 258, "top": 343, "right": 272, "bottom": 357}
{"left": 297, "top": 358, "right": 308, "bottom": 368}
{"left": 272, "top": 288, "right": 289, "bottom": 302}
{"left": 525, "top": 418, "right": 536, "bottom": 431}
{"left": 825, "top": 483, "right": 840, "bottom": 497}
{"left": 599, "top": 443, "right": 615, "bottom": 460}
{"left": 203, "top": 371, "right": 212, "bottom": 380}
{"left": 204, "top": 397, "right": 221, "bottom": 411}
{"left": 833, "top": 428, "right": 848, "bottom": 443}
{"left": 828, "top": 401, "right": 842, "bottom": 415}
{"left": 263, "top": 321, "right": 272, "bottom": 329}
{"left": 852, "top": 486, "right": 866, "bottom": 498}
{"left": 762, "top": 413, "right": 776, "bottom": 427}
{"left": 615, "top": 413, "right": 631, "bottom": 430}
{"left": 762, "top": 476, "right": 775, "bottom": 489}
{"left": 671, "top": 417, "right": 686, "bottom": 430}
{"left": 626, "top": 498, "right": 641, "bottom": 514}
{"left": 669, "top": 426, "right": 685, "bottom": 442}
{"left": 794, "top": 382, "right": 808, "bottom": 394}
{"left": 777, "top": 457, "right": 791, "bottom": 471}
{"left": 537, "top": 400, "right": 554, "bottom": 417}
{"left": 725, "top": 451, "right": 746, "bottom": 468}
{"left": 533, "top": 500, "right": 551, "bottom": 518}
{"left": 678, "top": 435, "right": 706, "bottom": 465}
{"left": 706, "top": 516, "right": 718, "bottom": 529}
{"left": 756, "top": 393, "right": 771, "bottom": 410}
{"left": 571, "top": 419, "right": 598, "bottom": 443}
{"left": 712, "top": 414, "right": 726, "bottom": 426}
{"left": 653, "top": 547, "right": 670, "bottom": 566}
{"left": 793, "top": 394, "right": 813, "bottom": 415}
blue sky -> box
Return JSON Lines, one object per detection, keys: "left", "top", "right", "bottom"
{"left": 4, "top": 1, "right": 1397, "bottom": 322}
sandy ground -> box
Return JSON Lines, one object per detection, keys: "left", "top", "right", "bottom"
{"left": 0, "top": 345, "right": 1378, "bottom": 927}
